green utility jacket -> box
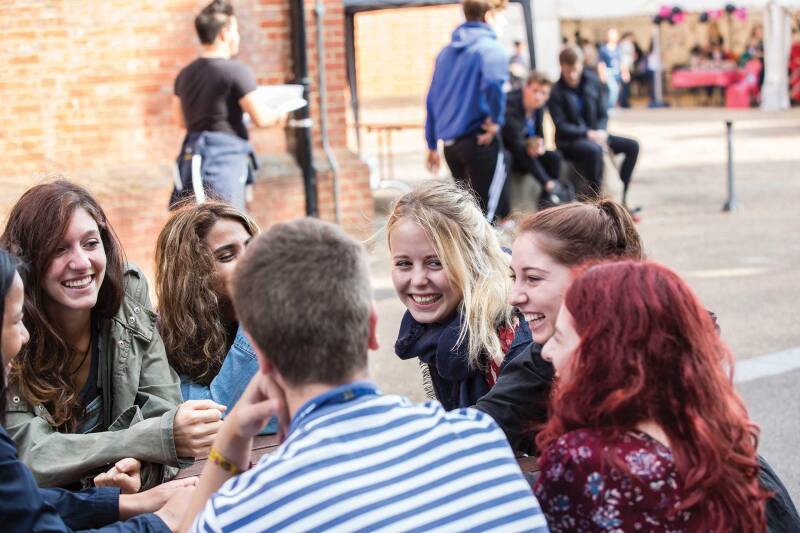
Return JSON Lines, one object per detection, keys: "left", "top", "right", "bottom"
{"left": 5, "top": 265, "right": 184, "bottom": 489}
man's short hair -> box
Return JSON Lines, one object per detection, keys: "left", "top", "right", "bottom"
{"left": 461, "top": 0, "right": 507, "bottom": 22}
{"left": 233, "top": 218, "right": 372, "bottom": 386}
{"left": 526, "top": 71, "right": 552, "bottom": 87}
{"left": 559, "top": 46, "right": 584, "bottom": 67}
{"left": 195, "top": 0, "right": 234, "bottom": 45}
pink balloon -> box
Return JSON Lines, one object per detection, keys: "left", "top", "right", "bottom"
{"left": 735, "top": 7, "right": 748, "bottom": 21}
{"left": 659, "top": 5, "right": 672, "bottom": 18}
{"left": 673, "top": 12, "right": 685, "bottom": 24}
{"left": 710, "top": 9, "right": 723, "bottom": 20}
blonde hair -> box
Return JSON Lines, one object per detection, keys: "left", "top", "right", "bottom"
{"left": 155, "top": 201, "right": 259, "bottom": 384}
{"left": 387, "top": 180, "right": 513, "bottom": 369}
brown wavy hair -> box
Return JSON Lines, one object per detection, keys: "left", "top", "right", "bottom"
{"left": 0, "top": 181, "right": 125, "bottom": 430}
{"left": 537, "top": 261, "right": 768, "bottom": 531}
{"left": 155, "top": 201, "right": 258, "bottom": 385}
{"left": 519, "top": 199, "right": 643, "bottom": 265}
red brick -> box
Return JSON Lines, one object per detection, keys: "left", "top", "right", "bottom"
{"left": 0, "top": 0, "right": 372, "bottom": 261}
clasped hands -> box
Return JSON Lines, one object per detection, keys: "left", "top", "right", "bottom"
{"left": 587, "top": 129, "right": 609, "bottom": 148}
{"left": 426, "top": 117, "right": 499, "bottom": 175}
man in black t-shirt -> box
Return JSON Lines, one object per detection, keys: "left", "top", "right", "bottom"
{"left": 171, "top": 0, "right": 275, "bottom": 209}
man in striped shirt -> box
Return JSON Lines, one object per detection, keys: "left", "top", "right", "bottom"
{"left": 180, "top": 218, "right": 549, "bottom": 533}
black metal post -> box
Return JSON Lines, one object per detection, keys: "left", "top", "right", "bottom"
{"left": 521, "top": 0, "right": 536, "bottom": 69}
{"left": 723, "top": 120, "right": 738, "bottom": 211}
{"left": 345, "top": 13, "right": 362, "bottom": 157}
{"left": 290, "top": 0, "right": 318, "bottom": 217}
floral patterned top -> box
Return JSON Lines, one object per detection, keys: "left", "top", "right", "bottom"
{"left": 534, "top": 428, "right": 700, "bottom": 532}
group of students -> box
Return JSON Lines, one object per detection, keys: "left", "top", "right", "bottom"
{"left": 424, "top": 0, "right": 640, "bottom": 226}
{"left": 386, "top": 181, "right": 799, "bottom": 531}
{"left": 0, "top": 178, "right": 798, "bottom": 531}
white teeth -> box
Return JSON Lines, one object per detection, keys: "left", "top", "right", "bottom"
{"left": 523, "top": 313, "right": 545, "bottom": 322}
{"left": 411, "top": 294, "right": 440, "bottom": 304}
{"left": 63, "top": 276, "right": 92, "bottom": 289}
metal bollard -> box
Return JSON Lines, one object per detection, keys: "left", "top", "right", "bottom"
{"left": 723, "top": 120, "right": 738, "bottom": 212}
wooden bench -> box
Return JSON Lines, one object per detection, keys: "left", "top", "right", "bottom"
{"left": 176, "top": 435, "right": 539, "bottom": 479}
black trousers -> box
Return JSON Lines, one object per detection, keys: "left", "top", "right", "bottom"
{"left": 560, "top": 134, "right": 639, "bottom": 200}
{"left": 443, "top": 135, "right": 509, "bottom": 222}
{"left": 527, "top": 150, "right": 562, "bottom": 187}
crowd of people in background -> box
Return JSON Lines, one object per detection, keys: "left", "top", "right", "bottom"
{"left": 424, "top": 1, "right": 644, "bottom": 227}
{"left": 1, "top": 0, "right": 799, "bottom": 532}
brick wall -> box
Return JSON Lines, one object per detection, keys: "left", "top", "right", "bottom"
{"left": 0, "top": 0, "right": 372, "bottom": 283}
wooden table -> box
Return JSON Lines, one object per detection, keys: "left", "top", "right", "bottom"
{"left": 177, "top": 435, "right": 540, "bottom": 479}
{"left": 362, "top": 122, "right": 422, "bottom": 193}
{"left": 176, "top": 435, "right": 279, "bottom": 479}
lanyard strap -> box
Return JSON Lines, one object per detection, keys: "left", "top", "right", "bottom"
{"left": 290, "top": 382, "right": 381, "bottom": 433}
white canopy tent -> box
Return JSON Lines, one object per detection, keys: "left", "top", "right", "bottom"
{"left": 531, "top": 0, "right": 799, "bottom": 109}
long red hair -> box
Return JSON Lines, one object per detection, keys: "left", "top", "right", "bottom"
{"left": 536, "top": 260, "right": 768, "bottom": 531}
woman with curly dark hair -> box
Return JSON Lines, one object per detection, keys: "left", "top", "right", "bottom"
{"left": 534, "top": 260, "right": 769, "bottom": 531}
{"left": 155, "top": 201, "right": 276, "bottom": 433}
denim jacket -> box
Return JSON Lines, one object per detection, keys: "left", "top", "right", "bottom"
{"left": 179, "top": 326, "right": 277, "bottom": 435}
{"left": 171, "top": 131, "right": 257, "bottom": 209}
{"left": 0, "top": 425, "right": 168, "bottom": 532}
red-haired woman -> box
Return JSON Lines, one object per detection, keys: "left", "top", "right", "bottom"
{"left": 534, "top": 260, "right": 769, "bottom": 531}
{"left": 474, "top": 200, "right": 798, "bottom": 530}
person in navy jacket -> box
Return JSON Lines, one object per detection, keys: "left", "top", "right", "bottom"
{"left": 424, "top": 0, "right": 510, "bottom": 222}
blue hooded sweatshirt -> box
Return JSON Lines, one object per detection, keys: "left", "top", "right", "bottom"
{"left": 425, "top": 22, "right": 509, "bottom": 150}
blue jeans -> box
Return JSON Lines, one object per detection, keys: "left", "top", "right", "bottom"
{"left": 606, "top": 75, "right": 620, "bottom": 109}
{"left": 171, "top": 131, "right": 257, "bottom": 210}
{"left": 180, "top": 326, "right": 277, "bottom": 435}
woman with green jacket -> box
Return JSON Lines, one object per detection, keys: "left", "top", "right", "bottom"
{"left": 1, "top": 181, "right": 225, "bottom": 490}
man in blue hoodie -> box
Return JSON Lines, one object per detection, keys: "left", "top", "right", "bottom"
{"left": 425, "top": 0, "right": 510, "bottom": 222}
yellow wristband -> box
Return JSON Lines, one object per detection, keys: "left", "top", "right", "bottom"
{"left": 208, "top": 447, "right": 245, "bottom": 475}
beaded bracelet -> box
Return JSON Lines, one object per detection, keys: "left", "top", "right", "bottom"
{"left": 208, "top": 447, "right": 246, "bottom": 475}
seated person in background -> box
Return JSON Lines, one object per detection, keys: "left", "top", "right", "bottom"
{"left": 0, "top": 248, "right": 197, "bottom": 533}
{"left": 502, "top": 71, "right": 573, "bottom": 209}
{"left": 533, "top": 260, "right": 770, "bottom": 531}
{"left": 548, "top": 46, "right": 639, "bottom": 209}
{"left": 155, "top": 202, "right": 275, "bottom": 434}
{"left": 388, "top": 181, "right": 531, "bottom": 410}
{"left": 180, "top": 217, "right": 549, "bottom": 532}
{"left": 0, "top": 181, "right": 224, "bottom": 489}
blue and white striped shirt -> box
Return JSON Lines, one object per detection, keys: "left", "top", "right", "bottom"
{"left": 192, "top": 381, "right": 549, "bottom": 532}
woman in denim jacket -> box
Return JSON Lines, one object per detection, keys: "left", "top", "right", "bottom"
{"left": 388, "top": 181, "right": 532, "bottom": 410}
{"left": 0, "top": 182, "right": 221, "bottom": 491}
{"left": 155, "top": 202, "right": 276, "bottom": 434}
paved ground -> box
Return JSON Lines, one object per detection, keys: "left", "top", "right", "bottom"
{"left": 362, "top": 107, "right": 800, "bottom": 503}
